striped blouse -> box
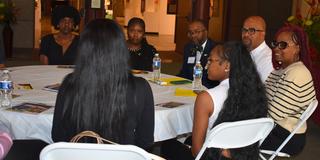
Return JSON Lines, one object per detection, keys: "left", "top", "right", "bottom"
{"left": 265, "top": 61, "right": 316, "bottom": 134}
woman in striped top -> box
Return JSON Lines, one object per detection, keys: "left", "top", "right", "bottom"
{"left": 261, "top": 25, "right": 317, "bottom": 155}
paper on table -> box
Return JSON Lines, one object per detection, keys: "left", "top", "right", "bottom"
{"left": 156, "top": 101, "right": 185, "bottom": 108}
{"left": 175, "top": 88, "right": 197, "bottom": 97}
{"left": 6, "top": 103, "right": 53, "bottom": 114}
{"left": 15, "top": 83, "right": 33, "bottom": 90}
{"left": 43, "top": 83, "right": 60, "bottom": 92}
{"left": 131, "top": 69, "right": 148, "bottom": 74}
{"left": 149, "top": 77, "right": 192, "bottom": 86}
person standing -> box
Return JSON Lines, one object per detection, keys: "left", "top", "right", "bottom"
{"left": 40, "top": 5, "right": 80, "bottom": 65}
{"left": 178, "top": 19, "right": 219, "bottom": 89}
{"left": 241, "top": 16, "right": 273, "bottom": 82}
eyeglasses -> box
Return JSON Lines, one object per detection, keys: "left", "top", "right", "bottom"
{"left": 241, "top": 27, "right": 264, "bottom": 35}
{"left": 270, "top": 40, "right": 296, "bottom": 50}
{"left": 187, "top": 29, "right": 205, "bottom": 36}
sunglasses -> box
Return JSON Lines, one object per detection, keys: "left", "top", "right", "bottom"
{"left": 241, "top": 27, "right": 264, "bottom": 35}
{"left": 270, "top": 41, "right": 296, "bottom": 50}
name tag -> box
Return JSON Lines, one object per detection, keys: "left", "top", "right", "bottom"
{"left": 187, "top": 57, "right": 195, "bottom": 64}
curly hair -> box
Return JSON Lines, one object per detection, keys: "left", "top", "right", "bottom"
{"left": 209, "top": 41, "right": 268, "bottom": 160}
{"left": 51, "top": 5, "right": 80, "bottom": 29}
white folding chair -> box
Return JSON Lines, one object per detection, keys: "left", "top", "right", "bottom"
{"left": 40, "top": 142, "right": 164, "bottom": 160}
{"left": 195, "top": 118, "right": 274, "bottom": 160}
{"left": 260, "top": 99, "right": 318, "bottom": 160}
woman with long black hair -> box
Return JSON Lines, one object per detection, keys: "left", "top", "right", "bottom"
{"left": 52, "top": 19, "right": 155, "bottom": 150}
{"left": 162, "top": 42, "right": 268, "bottom": 160}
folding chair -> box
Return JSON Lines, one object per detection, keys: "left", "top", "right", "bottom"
{"left": 195, "top": 118, "right": 274, "bottom": 160}
{"left": 40, "top": 142, "right": 164, "bottom": 160}
{"left": 260, "top": 99, "right": 318, "bottom": 160}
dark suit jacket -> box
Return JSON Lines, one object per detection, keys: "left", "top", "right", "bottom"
{"left": 178, "top": 39, "right": 219, "bottom": 89}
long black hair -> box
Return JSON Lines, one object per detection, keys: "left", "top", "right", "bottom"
{"left": 210, "top": 41, "right": 268, "bottom": 160}
{"left": 61, "top": 19, "right": 130, "bottom": 142}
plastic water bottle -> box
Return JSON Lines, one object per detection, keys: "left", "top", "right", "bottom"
{"left": 193, "top": 61, "right": 203, "bottom": 90}
{"left": 0, "top": 70, "right": 13, "bottom": 108}
{"left": 153, "top": 53, "right": 161, "bottom": 82}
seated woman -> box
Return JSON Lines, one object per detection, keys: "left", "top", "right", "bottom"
{"left": 40, "top": 5, "right": 80, "bottom": 65}
{"left": 161, "top": 42, "right": 268, "bottom": 160}
{"left": 52, "top": 19, "right": 155, "bottom": 150}
{"left": 260, "top": 25, "right": 317, "bottom": 155}
{"left": 126, "top": 17, "right": 157, "bottom": 71}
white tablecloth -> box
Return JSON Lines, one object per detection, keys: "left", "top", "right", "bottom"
{"left": 0, "top": 65, "right": 196, "bottom": 143}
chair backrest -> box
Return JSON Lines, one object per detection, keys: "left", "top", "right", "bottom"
{"left": 195, "top": 118, "right": 274, "bottom": 160}
{"left": 266, "top": 99, "right": 318, "bottom": 160}
{"left": 40, "top": 142, "right": 152, "bottom": 160}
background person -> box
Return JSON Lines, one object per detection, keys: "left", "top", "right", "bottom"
{"left": 162, "top": 42, "right": 268, "bottom": 160}
{"left": 52, "top": 19, "right": 155, "bottom": 150}
{"left": 127, "top": 17, "right": 157, "bottom": 71}
{"left": 261, "top": 25, "right": 317, "bottom": 155}
{"left": 40, "top": 5, "right": 80, "bottom": 65}
{"left": 177, "top": 19, "right": 219, "bottom": 89}
{"left": 241, "top": 16, "right": 273, "bottom": 82}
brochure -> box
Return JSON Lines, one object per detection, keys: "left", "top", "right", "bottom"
{"left": 43, "top": 83, "right": 60, "bottom": 92}
{"left": 6, "top": 103, "right": 53, "bottom": 114}
{"left": 156, "top": 101, "right": 185, "bottom": 108}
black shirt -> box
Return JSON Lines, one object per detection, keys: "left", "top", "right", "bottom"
{"left": 129, "top": 42, "right": 157, "bottom": 71}
{"left": 52, "top": 74, "right": 155, "bottom": 149}
{"left": 40, "top": 34, "right": 79, "bottom": 65}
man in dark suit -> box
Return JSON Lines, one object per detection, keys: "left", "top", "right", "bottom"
{"left": 178, "top": 20, "right": 219, "bottom": 89}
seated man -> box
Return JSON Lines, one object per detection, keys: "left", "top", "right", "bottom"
{"left": 241, "top": 16, "right": 273, "bottom": 82}
{"left": 177, "top": 20, "right": 219, "bottom": 89}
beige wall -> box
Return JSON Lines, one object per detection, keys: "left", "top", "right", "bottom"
{"left": 12, "top": 0, "right": 35, "bottom": 48}
{"left": 208, "top": 0, "right": 225, "bottom": 41}
{"left": 124, "top": 0, "right": 175, "bottom": 35}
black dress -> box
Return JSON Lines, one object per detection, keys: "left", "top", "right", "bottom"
{"left": 40, "top": 34, "right": 79, "bottom": 65}
{"left": 129, "top": 42, "right": 157, "bottom": 71}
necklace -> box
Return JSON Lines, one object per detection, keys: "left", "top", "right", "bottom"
{"left": 128, "top": 47, "right": 143, "bottom": 56}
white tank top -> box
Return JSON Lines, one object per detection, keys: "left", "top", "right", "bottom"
{"left": 206, "top": 78, "right": 229, "bottom": 132}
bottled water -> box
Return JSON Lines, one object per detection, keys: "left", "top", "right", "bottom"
{"left": 153, "top": 53, "right": 161, "bottom": 82}
{"left": 193, "top": 61, "right": 203, "bottom": 90}
{"left": 0, "top": 70, "right": 13, "bottom": 108}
